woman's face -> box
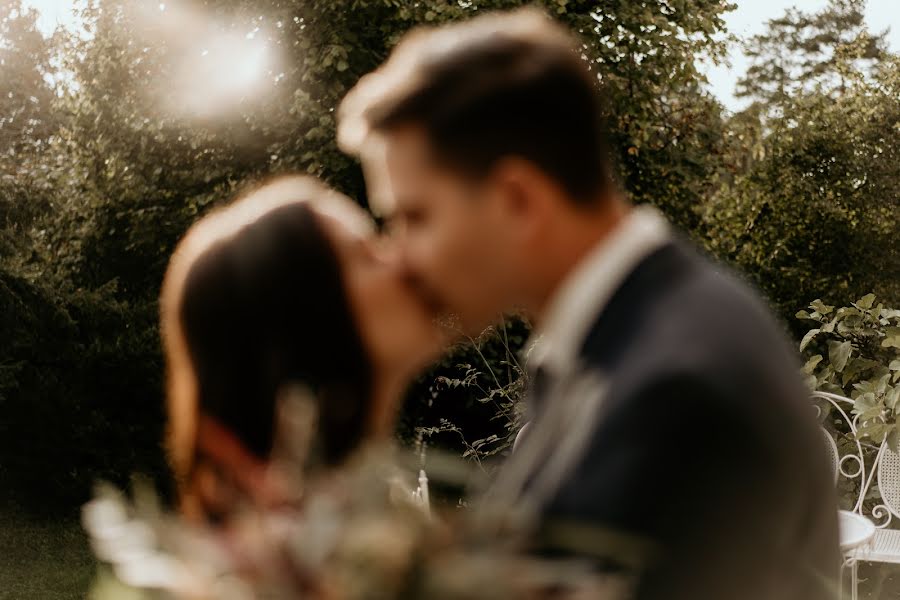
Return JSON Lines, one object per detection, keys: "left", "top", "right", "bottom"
{"left": 313, "top": 202, "right": 444, "bottom": 393}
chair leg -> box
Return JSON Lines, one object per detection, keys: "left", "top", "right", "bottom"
{"left": 839, "top": 561, "right": 845, "bottom": 600}
{"left": 839, "top": 555, "right": 852, "bottom": 600}
{"left": 850, "top": 560, "right": 859, "bottom": 600}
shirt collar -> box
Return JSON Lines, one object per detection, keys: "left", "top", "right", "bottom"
{"left": 527, "top": 205, "right": 671, "bottom": 375}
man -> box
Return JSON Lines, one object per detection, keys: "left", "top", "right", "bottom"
{"left": 338, "top": 9, "right": 839, "bottom": 599}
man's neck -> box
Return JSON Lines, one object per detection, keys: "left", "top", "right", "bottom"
{"left": 532, "top": 197, "right": 630, "bottom": 326}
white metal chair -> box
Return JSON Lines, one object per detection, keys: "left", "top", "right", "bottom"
{"left": 814, "top": 391, "right": 900, "bottom": 599}
{"left": 852, "top": 443, "right": 900, "bottom": 562}
{"left": 838, "top": 511, "right": 876, "bottom": 600}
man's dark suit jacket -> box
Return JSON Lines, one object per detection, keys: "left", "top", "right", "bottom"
{"left": 524, "top": 239, "right": 840, "bottom": 600}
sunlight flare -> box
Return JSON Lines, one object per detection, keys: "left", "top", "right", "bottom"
{"left": 175, "top": 31, "right": 274, "bottom": 118}
{"left": 128, "top": 1, "right": 282, "bottom": 120}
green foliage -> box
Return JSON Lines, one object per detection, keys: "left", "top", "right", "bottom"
{"left": 412, "top": 319, "right": 529, "bottom": 471}
{"left": 0, "top": 268, "right": 167, "bottom": 507}
{"left": 705, "top": 1, "right": 898, "bottom": 332}
{"left": 0, "top": 0, "right": 61, "bottom": 255}
{"left": 0, "top": 0, "right": 739, "bottom": 512}
{"left": 400, "top": 318, "right": 528, "bottom": 463}
{"left": 549, "top": 0, "right": 735, "bottom": 230}
{"left": 736, "top": 0, "right": 886, "bottom": 113}
{"left": 799, "top": 294, "right": 900, "bottom": 448}
{"left": 0, "top": 1, "right": 58, "bottom": 149}
{"left": 704, "top": 46, "right": 900, "bottom": 328}
{"left": 4, "top": 0, "right": 891, "bottom": 514}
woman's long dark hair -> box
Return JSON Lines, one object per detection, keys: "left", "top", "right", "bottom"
{"left": 160, "top": 177, "right": 372, "bottom": 514}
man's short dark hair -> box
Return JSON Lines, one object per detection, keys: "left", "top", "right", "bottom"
{"left": 338, "top": 8, "right": 615, "bottom": 204}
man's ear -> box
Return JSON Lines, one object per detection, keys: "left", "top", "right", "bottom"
{"left": 488, "top": 157, "right": 556, "bottom": 241}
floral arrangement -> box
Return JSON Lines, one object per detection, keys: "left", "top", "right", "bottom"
{"left": 83, "top": 392, "right": 629, "bottom": 600}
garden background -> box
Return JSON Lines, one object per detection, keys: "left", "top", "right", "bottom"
{"left": 0, "top": 0, "right": 898, "bottom": 597}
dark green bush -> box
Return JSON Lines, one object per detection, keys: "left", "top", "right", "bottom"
{"left": 0, "top": 271, "right": 167, "bottom": 510}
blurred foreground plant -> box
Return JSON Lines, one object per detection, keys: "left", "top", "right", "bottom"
{"left": 83, "top": 391, "right": 628, "bottom": 600}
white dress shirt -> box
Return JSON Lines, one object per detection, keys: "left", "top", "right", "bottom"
{"left": 491, "top": 207, "right": 672, "bottom": 520}
{"left": 527, "top": 205, "right": 672, "bottom": 381}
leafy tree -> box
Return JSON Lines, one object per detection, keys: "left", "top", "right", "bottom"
{"left": 563, "top": 0, "right": 734, "bottom": 230}
{"left": 0, "top": 0, "right": 59, "bottom": 254}
{"left": 736, "top": 0, "right": 887, "bottom": 115}
{"left": 0, "top": 0, "right": 736, "bottom": 510}
{"left": 50, "top": 0, "right": 735, "bottom": 296}
{"left": 705, "top": 50, "right": 900, "bottom": 329}
{"left": 0, "top": 1, "right": 57, "bottom": 151}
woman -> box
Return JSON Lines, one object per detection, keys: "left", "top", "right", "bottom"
{"left": 160, "top": 175, "right": 443, "bottom": 520}
{"left": 86, "top": 175, "right": 613, "bottom": 600}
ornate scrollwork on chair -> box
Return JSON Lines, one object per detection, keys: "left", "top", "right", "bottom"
{"left": 813, "top": 391, "right": 900, "bottom": 600}
{"left": 814, "top": 391, "right": 877, "bottom": 600}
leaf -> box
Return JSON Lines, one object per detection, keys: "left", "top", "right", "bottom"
{"left": 875, "top": 373, "right": 892, "bottom": 396}
{"left": 864, "top": 423, "right": 888, "bottom": 443}
{"left": 842, "top": 357, "right": 882, "bottom": 387}
{"left": 803, "top": 373, "right": 818, "bottom": 391}
{"left": 856, "top": 293, "right": 877, "bottom": 310}
{"left": 800, "top": 328, "right": 821, "bottom": 352}
{"left": 861, "top": 411, "right": 886, "bottom": 425}
{"left": 853, "top": 373, "right": 890, "bottom": 395}
{"left": 888, "top": 428, "right": 900, "bottom": 452}
{"left": 836, "top": 307, "right": 862, "bottom": 319}
{"left": 882, "top": 327, "right": 900, "bottom": 349}
{"left": 802, "top": 354, "right": 823, "bottom": 374}
{"left": 890, "top": 360, "right": 900, "bottom": 372}
{"left": 887, "top": 386, "right": 900, "bottom": 410}
{"left": 818, "top": 364, "right": 836, "bottom": 386}
{"left": 828, "top": 340, "right": 853, "bottom": 373}
{"left": 821, "top": 317, "right": 838, "bottom": 333}
{"left": 820, "top": 382, "right": 844, "bottom": 395}
{"left": 855, "top": 391, "right": 877, "bottom": 412}
{"left": 837, "top": 315, "right": 865, "bottom": 335}
{"left": 811, "top": 299, "right": 835, "bottom": 315}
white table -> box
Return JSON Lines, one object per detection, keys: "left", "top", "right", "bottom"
{"left": 839, "top": 510, "right": 876, "bottom": 600}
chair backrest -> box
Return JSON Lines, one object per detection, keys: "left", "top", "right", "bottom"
{"left": 813, "top": 391, "right": 869, "bottom": 515}
{"left": 877, "top": 444, "right": 900, "bottom": 523}
{"left": 814, "top": 390, "right": 900, "bottom": 529}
